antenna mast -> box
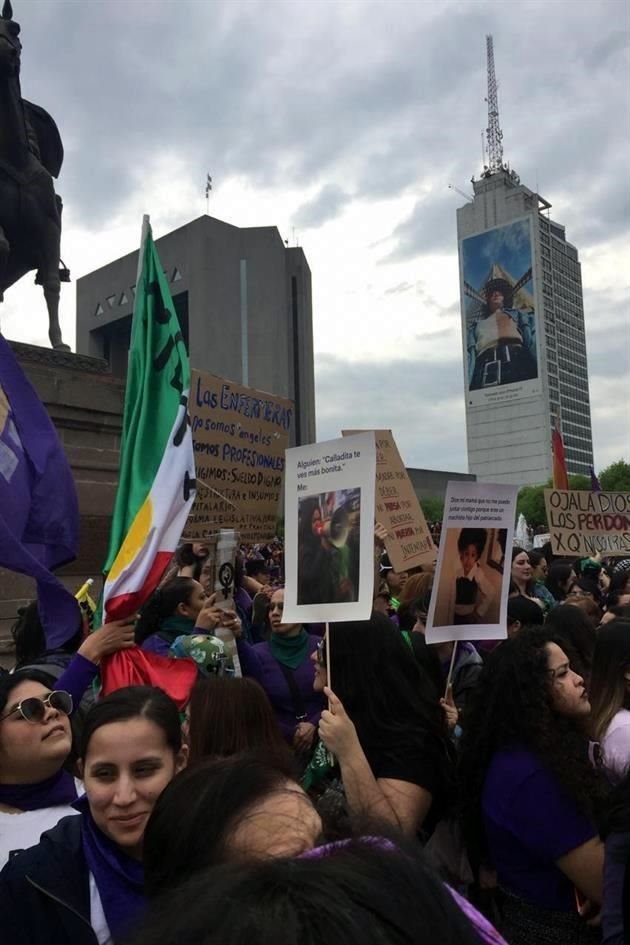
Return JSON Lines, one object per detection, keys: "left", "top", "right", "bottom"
{"left": 485, "top": 34, "right": 504, "bottom": 173}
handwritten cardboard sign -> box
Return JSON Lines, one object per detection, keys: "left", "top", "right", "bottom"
{"left": 343, "top": 429, "right": 436, "bottom": 572}
{"left": 185, "top": 370, "right": 293, "bottom": 543}
{"left": 544, "top": 490, "right": 630, "bottom": 557}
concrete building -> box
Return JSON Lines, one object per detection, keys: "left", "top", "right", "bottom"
{"left": 457, "top": 39, "right": 594, "bottom": 485}
{"left": 76, "top": 215, "right": 316, "bottom": 446}
{"left": 406, "top": 467, "right": 476, "bottom": 503}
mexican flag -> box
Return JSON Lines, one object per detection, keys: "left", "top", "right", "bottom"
{"left": 102, "top": 216, "right": 196, "bottom": 621}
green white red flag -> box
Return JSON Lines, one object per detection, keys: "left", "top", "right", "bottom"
{"left": 102, "top": 216, "right": 196, "bottom": 621}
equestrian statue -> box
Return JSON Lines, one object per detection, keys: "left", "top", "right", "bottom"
{"left": 0, "top": 0, "right": 70, "bottom": 350}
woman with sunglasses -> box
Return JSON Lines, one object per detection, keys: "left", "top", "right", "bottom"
{"left": 235, "top": 588, "right": 324, "bottom": 757}
{"left": 0, "top": 685, "right": 187, "bottom": 945}
{"left": 308, "top": 614, "right": 453, "bottom": 836}
{"left": 0, "top": 670, "right": 78, "bottom": 869}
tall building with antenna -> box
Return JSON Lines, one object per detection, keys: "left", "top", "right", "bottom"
{"left": 456, "top": 35, "right": 594, "bottom": 485}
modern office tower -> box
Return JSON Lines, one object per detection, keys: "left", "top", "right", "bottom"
{"left": 76, "top": 215, "right": 316, "bottom": 446}
{"left": 456, "top": 36, "right": 594, "bottom": 484}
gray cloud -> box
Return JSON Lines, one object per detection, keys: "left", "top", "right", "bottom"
{"left": 12, "top": 0, "right": 628, "bottom": 258}
{"left": 314, "top": 353, "right": 468, "bottom": 471}
{"left": 5, "top": 0, "right": 627, "bottom": 472}
{"left": 292, "top": 184, "right": 352, "bottom": 230}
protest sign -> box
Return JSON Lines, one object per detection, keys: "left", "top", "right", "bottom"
{"left": 185, "top": 369, "right": 293, "bottom": 544}
{"left": 283, "top": 433, "right": 376, "bottom": 623}
{"left": 343, "top": 429, "right": 436, "bottom": 571}
{"left": 426, "top": 481, "right": 518, "bottom": 644}
{"left": 544, "top": 489, "right": 630, "bottom": 556}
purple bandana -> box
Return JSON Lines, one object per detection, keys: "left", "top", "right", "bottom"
{"left": 74, "top": 794, "right": 145, "bottom": 938}
{"left": 0, "top": 768, "right": 77, "bottom": 812}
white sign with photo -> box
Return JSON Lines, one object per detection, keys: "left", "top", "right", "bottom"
{"left": 426, "top": 481, "right": 519, "bottom": 644}
{"left": 283, "top": 433, "right": 376, "bottom": 624}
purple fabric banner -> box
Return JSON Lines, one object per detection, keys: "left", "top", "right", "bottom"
{"left": 0, "top": 334, "right": 80, "bottom": 648}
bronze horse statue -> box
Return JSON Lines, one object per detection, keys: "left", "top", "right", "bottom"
{"left": 0, "top": 0, "right": 69, "bottom": 349}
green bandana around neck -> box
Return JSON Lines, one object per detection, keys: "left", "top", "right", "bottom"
{"left": 158, "top": 614, "right": 197, "bottom": 644}
{"left": 269, "top": 627, "right": 309, "bottom": 670}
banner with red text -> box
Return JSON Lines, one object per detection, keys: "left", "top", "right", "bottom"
{"left": 544, "top": 490, "right": 630, "bottom": 556}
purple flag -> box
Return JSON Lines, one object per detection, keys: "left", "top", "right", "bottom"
{"left": 0, "top": 335, "right": 80, "bottom": 648}
{"left": 590, "top": 466, "right": 602, "bottom": 493}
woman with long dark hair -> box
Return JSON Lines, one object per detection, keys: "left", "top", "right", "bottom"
{"left": 590, "top": 621, "right": 630, "bottom": 785}
{"left": 186, "top": 676, "right": 293, "bottom": 769}
{"left": 546, "top": 561, "right": 577, "bottom": 603}
{"left": 136, "top": 832, "right": 506, "bottom": 945}
{"left": 235, "top": 587, "right": 323, "bottom": 755}
{"left": 143, "top": 754, "right": 322, "bottom": 898}
{"left": 136, "top": 577, "right": 229, "bottom": 657}
{"left": 510, "top": 547, "right": 542, "bottom": 608}
{"left": 545, "top": 603, "right": 598, "bottom": 681}
{"left": 458, "top": 628, "right": 605, "bottom": 944}
{"left": 309, "top": 614, "right": 453, "bottom": 835}
{"left": 0, "top": 686, "right": 187, "bottom": 945}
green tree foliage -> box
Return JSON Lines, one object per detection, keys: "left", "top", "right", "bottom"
{"left": 517, "top": 482, "right": 550, "bottom": 528}
{"left": 599, "top": 460, "right": 630, "bottom": 492}
{"left": 420, "top": 496, "right": 444, "bottom": 524}
{"left": 516, "top": 474, "right": 596, "bottom": 529}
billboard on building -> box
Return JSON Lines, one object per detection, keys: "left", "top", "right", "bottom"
{"left": 460, "top": 217, "right": 541, "bottom": 409}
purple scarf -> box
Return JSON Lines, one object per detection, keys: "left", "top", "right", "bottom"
{"left": 73, "top": 795, "right": 145, "bottom": 938}
{"left": 0, "top": 768, "right": 77, "bottom": 811}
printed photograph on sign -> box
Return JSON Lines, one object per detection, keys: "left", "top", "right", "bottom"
{"left": 425, "top": 480, "right": 518, "bottom": 644}
{"left": 283, "top": 432, "right": 376, "bottom": 624}
{"left": 297, "top": 489, "right": 361, "bottom": 605}
{"left": 461, "top": 218, "right": 540, "bottom": 407}
{"left": 431, "top": 527, "right": 506, "bottom": 628}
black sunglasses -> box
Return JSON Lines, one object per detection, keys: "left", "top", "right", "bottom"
{"left": 0, "top": 690, "right": 73, "bottom": 724}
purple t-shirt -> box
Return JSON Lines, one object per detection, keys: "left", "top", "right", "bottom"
{"left": 482, "top": 746, "right": 596, "bottom": 911}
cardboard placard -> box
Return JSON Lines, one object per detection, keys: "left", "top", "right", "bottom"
{"left": 544, "top": 490, "right": 630, "bottom": 557}
{"left": 425, "top": 481, "right": 518, "bottom": 644}
{"left": 185, "top": 370, "right": 293, "bottom": 543}
{"left": 343, "top": 429, "right": 436, "bottom": 571}
{"left": 283, "top": 433, "right": 376, "bottom": 623}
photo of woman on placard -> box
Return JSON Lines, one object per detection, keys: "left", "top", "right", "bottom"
{"left": 297, "top": 490, "right": 361, "bottom": 606}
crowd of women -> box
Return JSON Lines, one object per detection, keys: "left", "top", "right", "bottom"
{"left": 0, "top": 534, "right": 630, "bottom": 945}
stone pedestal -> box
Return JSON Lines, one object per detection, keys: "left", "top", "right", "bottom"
{"left": 0, "top": 342, "right": 125, "bottom": 663}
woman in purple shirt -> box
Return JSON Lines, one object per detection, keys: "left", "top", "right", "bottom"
{"left": 136, "top": 577, "right": 224, "bottom": 657}
{"left": 235, "top": 588, "right": 323, "bottom": 754}
{"left": 459, "top": 628, "right": 605, "bottom": 945}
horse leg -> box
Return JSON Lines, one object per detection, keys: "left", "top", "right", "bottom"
{"left": 0, "top": 252, "right": 32, "bottom": 334}
{"left": 38, "top": 218, "right": 69, "bottom": 351}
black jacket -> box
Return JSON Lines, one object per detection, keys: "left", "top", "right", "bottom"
{"left": 0, "top": 814, "right": 99, "bottom": 945}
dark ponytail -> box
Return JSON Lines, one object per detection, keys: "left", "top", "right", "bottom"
{"left": 135, "top": 577, "right": 197, "bottom": 644}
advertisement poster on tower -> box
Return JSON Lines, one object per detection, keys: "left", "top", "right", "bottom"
{"left": 460, "top": 216, "right": 541, "bottom": 410}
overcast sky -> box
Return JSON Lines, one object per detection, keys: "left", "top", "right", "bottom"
{"left": 3, "top": 0, "right": 629, "bottom": 474}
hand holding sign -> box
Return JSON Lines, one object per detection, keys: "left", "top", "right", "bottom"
{"left": 195, "top": 593, "right": 223, "bottom": 632}
{"left": 319, "top": 687, "right": 360, "bottom": 761}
